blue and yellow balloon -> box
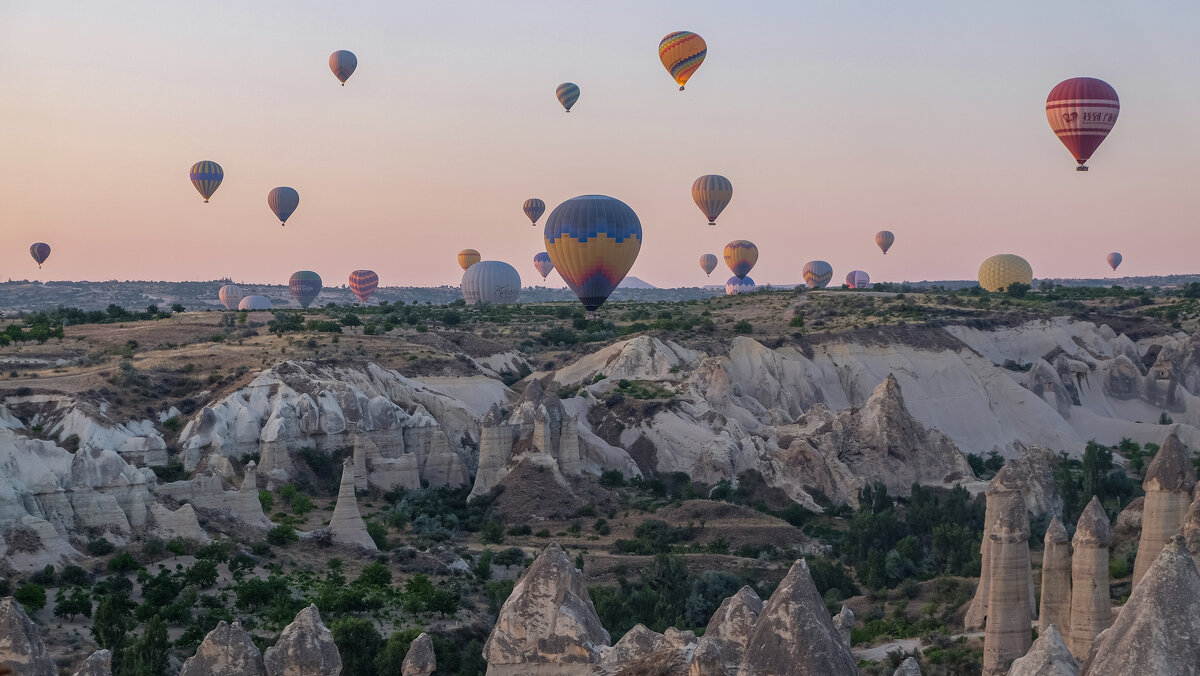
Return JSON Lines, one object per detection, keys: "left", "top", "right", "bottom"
{"left": 544, "top": 195, "right": 642, "bottom": 311}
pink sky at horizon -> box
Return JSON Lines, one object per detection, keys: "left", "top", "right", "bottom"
{"left": 2, "top": 1, "right": 1199, "bottom": 290}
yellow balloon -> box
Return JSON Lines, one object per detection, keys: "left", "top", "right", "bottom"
{"left": 458, "top": 249, "right": 481, "bottom": 271}
{"left": 978, "top": 254, "right": 1033, "bottom": 292}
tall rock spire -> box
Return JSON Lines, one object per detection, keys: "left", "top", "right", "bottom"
{"left": 1068, "top": 497, "right": 1111, "bottom": 659}
{"left": 1039, "top": 515, "right": 1072, "bottom": 635}
{"left": 1131, "top": 434, "right": 1195, "bottom": 588}
{"left": 982, "top": 493, "right": 1033, "bottom": 676}
{"left": 328, "top": 457, "right": 377, "bottom": 551}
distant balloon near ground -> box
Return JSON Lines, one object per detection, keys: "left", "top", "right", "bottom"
{"left": 725, "top": 276, "right": 755, "bottom": 295}
{"left": 523, "top": 198, "right": 545, "bottom": 226}
{"left": 238, "top": 295, "right": 272, "bottom": 311}
{"left": 699, "top": 253, "right": 718, "bottom": 277}
{"left": 845, "top": 270, "right": 870, "bottom": 289}
{"left": 659, "top": 31, "right": 707, "bottom": 90}
{"left": 349, "top": 270, "right": 379, "bottom": 303}
{"left": 461, "top": 261, "right": 521, "bottom": 305}
{"left": 189, "top": 161, "right": 223, "bottom": 203}
{"left": 29, "top": 242, "right": 51, "bottom": 268}
{"left": 692, "top": 175, "right": 732, "bottom": 226}
{"left": 556, "top": 83, "right": 579, "bottom": 112}
{"left": 1107, "top": 252, "right": 1123, "bottom": 271}
{"left": 268, "top": 187, "right": 300, "bottom": 226}
{"left": 329, "top": 50, "right": 357, "bottom": 85}
{"left": 875, "top": 230, "right": 894, "bottom": 254}
{"left": 803, "top": 261, "right": 833, "bottom": 289}
{"left": 1046, "top": 77, "right": 1119, "bottom": 171}
{"left": 545, "top": 194, "right": 643, "bottom": 311}
{"left": 978, "top": 254, "right": 1033, "bottom": 292}
{"left": 289, "top": 271, "right": 322, "bottom": 308}
{"left": 723, "top": 240, "right": 758, "bottom": 279}
{"left": 458, "top": 249, "right": 481, "bottom": 271}
{"left": 218, "top": 284, "right": 245, "bottom": 310}
{"left": 533, "top": 252, "right": 554, "bottom": 280}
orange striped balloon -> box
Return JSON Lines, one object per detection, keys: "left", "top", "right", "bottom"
{"left": 692, "top": 175, "right": 732, "bottom": 226}
{"left": 659, "top": 31, "right": 707, "bottom": 90}
{"left": 349, "top": 269, "right": 379, "bottom": 303}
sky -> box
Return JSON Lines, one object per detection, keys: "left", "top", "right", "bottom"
{"left": 2, "top": 1, "right": 1199, "bottom": 289}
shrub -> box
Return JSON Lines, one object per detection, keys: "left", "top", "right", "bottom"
{"left": 87, "top": 538, "right": 115, "bottom": 556}
{"left": 108, "top": 552, "right": 140, "bottom": 573}
{"left": 14, "top": 583, "right": 46, "bottom": 613}
{"left": 266, "top": 524, "right": 298, "bottom": 547}
{"left": 733, "top": 320, "right": 753, "bottom": 334}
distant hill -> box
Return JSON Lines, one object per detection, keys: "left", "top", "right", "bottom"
{"left": 618, "top": 277, "right": 657, "bottom": 290}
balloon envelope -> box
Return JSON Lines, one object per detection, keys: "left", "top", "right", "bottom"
{"left": 699, "top": 253, "right": 718, "bottom": 276}
{"left": 845, "top": 270, "right": 870, "bottom": 289}
{"left": 803, "top": 261, "right": 834, "bottom": 289}
{"left": 189, "top": 161, "right": 223, "bottom": 202}
{"left": 218, "top": 284, "right": 245, "bottom": 310}
{"left": 461, "top": 261, "right": 521, "bottom": 305}
{"left": 556, "top": 83, "right": 579, "bottom": 112}
{"left": 523, "top": 198, "right": 545, "bottom": 226}
{"left": 978, "top": 254, "right": 1033, "bottom": 292}
{"left": 238, "top": 295, "right": 272, "bottom": 311}
{"left": 1107, "top": 252, "right": 1122, "bottom": 271}
{"left": 533, "top": 252, "right": 554, "bottom": 280}
{"left": 29, "top": 242, "right": 51, "bottom": 267}
{"left": 875, "top": 230, "right": 894, "bottom": 254}
{"left": 349, "top": 270, "right": 379, "bottom": 303}
{"left": 329, "top": 50, "right": 357, "bottom": 84}
{"left": 659, "top": 31, "right": 707, "bottom": 90}
{"left": 289, "top": 271, "right": 322, "bottom": 308}
{"left": 458, "top": 249, "right": 481, "bottom": 271}
{"left": 1046, "top": 77, "right": 1119, "bottom": 169}
{"left": 692, "top": 175, "right": 733, "bottom": 226}
{"left": 723, "top": 240, "right": 758, "bottom": 279}
{"left": 725, "top": 275, "right": 755, "bottom": 295}
{"left": 544, "top": 195, "right": 643, "bottom": 311}
{"left": 268, "top": 187, "right": 300, "bottom": 225}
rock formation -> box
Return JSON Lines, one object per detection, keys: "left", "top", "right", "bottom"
{"left": 263, "top": 605, "right": 342, "bottom": 676}
{"left": 688, "top": 586, "right": 763, "bottom": 676}
{"left": 483, "top": 543, "right": 610, "bottom": 675}
{"left": 1131, "top": 434, "right": 1195, "bottom": 588}
{"left": 328, "top": 458, "right": 377, "bottom": 551}
{"left": 595, "top": 625, "right": 696, "bottom": 676}
{"left": 1081, "top": 536, "right": 1200, "bottom": 675}
{"left": 832, "top": 605, "right": 854, "bottom": 649}
{"left": 893, "top": 656, "right": 922, "bottom": 676}
{"left": 1039, "top": 516, "right": 1071, "bottom": 635}
{"left": 402, "top": 632, "right": 436, "bottom": 676}
{"left": 1007, "top": 625, "right": 1078, "bottom": 676}
{"left": 1184, "top": 489, "right": 1200, "bottom": 572}
{"left": 1068, "top": 497, "right": 1111, "bottom": 659}
{"left": 0, "top": 596, "right": 56, "bottom": 675}
{"left": 1111, "top": 496, "right": 1142, "bottom": 547}
{"left": 179, "top": 620, "right": 264, "bottom": 676}
{"left": 736, "top": 558, "right": 856, "bottom": 676}
{"left": 73, "top": 649, "right": 113, "bottom": 676}
{"left": 982, "top": 493, "right": 1033, "bottom": 676}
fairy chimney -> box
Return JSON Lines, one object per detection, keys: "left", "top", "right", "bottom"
{"left": 981, "top": 493, "right": 1033, "bottom": 676}
{"left": 1131, "top": 434, "right": 1195, "bottom": 588}
{"left": 1068, "top": 497, "right": 1111, "bottom": 659}
{"left": 1039, "top": 515, "right": 1072, "bottom": 635}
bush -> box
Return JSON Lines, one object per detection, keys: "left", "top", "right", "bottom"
{"left": 15, "top": 583, "right": 47, "bottom": 613}
{"left": 267, "top": 524, "right": 298, "bottom": 547}
{"left": 480, "top": 519, "right": 504, "bottom": 545}
{"left": 60, "top": 565, "right": 91, "bottom": 587}
{"left": 599, "top": 470, "right": 625, "bottom": 488}
{"left": 506, "top": 524, "right": 532, "bottom": 537}
{"left": 87, "top": 537, "right": 115, "bottom": 556}
{"left": 108, "top": 552, "right": 140, "bottom": 573}
{"left": 733, "top": 320, "right": 753, "bottom": 334}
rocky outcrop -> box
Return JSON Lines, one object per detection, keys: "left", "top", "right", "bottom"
{"left": 832, "top": 605, "right": 854, "bottom": 649}
{"left": 1068, "top": 497, "right": 1112, "bottom": 659}
{"left": 263, "top": 605, "right": 341, "bottom": 676}
{"left": 149, "top": 503, "right": 211, "bottom": 544}
{"left": 73, "top": 649, "right": 113, "bottom": 676}
{"left": 483, "top": 543, "right": 610, "bottom": 675}
{"left": 595, "top": 625, "right": 696, "bottom": 676}
{"left": 1184, "top": 490, "right": 1200, "bottom": 572}
{"left": 328, "top": 458, "right": 376, "bottom": 551}
{"left": 893, "top": 657, "right": 922, "bottom": 676}
{"left": 688, "top": 586, "right": 763, "bottom": 676}
{"left": 179, "top": 621, "right": 264, "bottom": 676}
{"left": 1111, "top": 496, "right": 1143, "bottom": 547}
{"left": 736, "top": 558, "right": 856, "bottom": 676}
{"left": 402, "top": 632, "right": 436, "bottom": 676}
{"left": 1039, "top": 516, "right": 1072, "bottom": 635}
{"left": 1131, "top": 434, "right": 1196, "bottom": 588}
{"left": 1081, "top": 536, "right": 1200, "bottom": 675}
{"left": 983, "top": 493, "right": 1033, "bottom": 676}
{"left": 1007, "top": 625, "right": 1078, "bottom": 676}
{"left": 0, "top": 596, "right": 56, "bottom": 675}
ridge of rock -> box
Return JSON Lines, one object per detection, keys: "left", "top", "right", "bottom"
{"left": 1007, "top": 625, "right": 1078, "bottom": 676}
{"left": 0, "top": 596, "right": 56, "bottom": 675}
{"left": 262, "top": 605, "right": 341, "bottom": 676}
{"left": 179, "top": 620, "right": 264, "bottom": 676}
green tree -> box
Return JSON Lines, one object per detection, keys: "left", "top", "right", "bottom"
{"left": 120, "top": 615, "right": 169, "bottom": 676}
{"left": 14, "top": 583, "right": 46, "bottom": 614}
{"left": 267, "top": 524, "right": 298, "bottom": 546}
{"left": 331, "top": 616, "right": 383, "bottom": 676}
{"left": 258, "top": 489, "right": 274, "bottom": 512}
{"left": 53, "top": 587, "right": 92, "bottom": 621}
{"left": 92, "top": 594, "right": 132, "bottom": 671}
{"left": 374, "top": 629, "right": 422, "bottom": 674}
{"left": 479, "top": 519, "right": 504, "bottom": 545}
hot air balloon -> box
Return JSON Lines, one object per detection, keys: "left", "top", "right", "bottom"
{"left": 1046, "top": 77, "right": 1119, "bottom": 171}
{"left": 238, "top": 295, "right": 272, "bottom": 311}
{"left": 29, "top": 243, "right": 51, "bottom": 268}
{"left": 458, "top": 249, "right": 481, "bottom": 271}
{"left": 523, "top": 198, "right": 545, "bottom": 226}
{"left": 461, "top": 261, "right": 521, "bottom": 305}
{"left": 218, "top": 284, "right": 245, "bottom": 310}
{"left": 875, "top": 230, "right": 894, "bottom": 255}
{"left": 349, "top": 270, "right": 379, "bottom": 303}
{"left": 725, "top": 276, "right": 755, "bottom": 295}
{"left": 845, "top": 270, "right": 870, "bottom": 289}
{"left": 544, "top": 195, "right": 643, "bottom": 311}
{"left": 189, "top": 161, "right": 223, "bottom": 203}
{"left": 533, "top": 252, "right": 554, "bottom": 280}
{"left": 1107, "top": 252, "right": 1122, "bottom": 271}
{"left": 692, "top": 175, "right": 732, "bottom": 226}
{"left": 289, "top": 271, "right": 322, "bottom": 308}
{"left": 723, "top": 240, "right": 758, "bottom": 279}
{"left": 978, "top": 254, "right": 1033, "bottom": 292}
{"left": 268, "top": 187, "right": 300, "bottom": 226}
{"left": 699, "top": 253, "right": 718, "bottom": 277}
{"left": 659, "top": 31, "right": 706, "bottom": 90}
{"left": 556, "top": 83, "right": 579, "bottom": 112}
{"left": 329, "top": 50, "right": 357, "bottom": 85}
{"left": 803, "top": 261, "right": 833, "bottom": 289}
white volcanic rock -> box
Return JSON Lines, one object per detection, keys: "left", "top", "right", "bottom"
{"left": 552, "top": 336, "right": 701, "bottom": 387}
{"left": 1, "top": 395, "right": 168, "bottom": 466}
{"left": 1184, "top": 490, "right": 1200, "bottom": 572}
{"left": 689, "top": 586, "right": 763, "bottom": 676}
{"left": 73, "top": 649, "right": 113, "bottom": 676}
{"left": 401, "top": 632, "right": 436, "bottom": 676}
{"left": 1068, "top": 497, "right": 1112, "bottom": 659}
{"left": 1007, "top": 625, "right": 1078, "bottom": 676}
{"left": 179, "top": 621, "right": 264, "bottom": 676}
{"left": 1131, "top": 433, "right": 1196, "bottom": 588}
{"left": 595, "top": 625, "right": 696, "bottom": 676}
{"left": 263, "top": 605, "right": 341, "bottom": 676}
{"left": 328, "top": 458, "right": 376, "bottom": 551}
{"left": 832, "top": 605, "right": 855, "bottom": 650}
{"left": 1039, "top": 516, "right": 1072, "bottom": 636}
{"left": 894, "top": 657, "right": 922, "bottom": 676}
{"left": 0, "top": 596, "right": 56, "bottom": 675}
